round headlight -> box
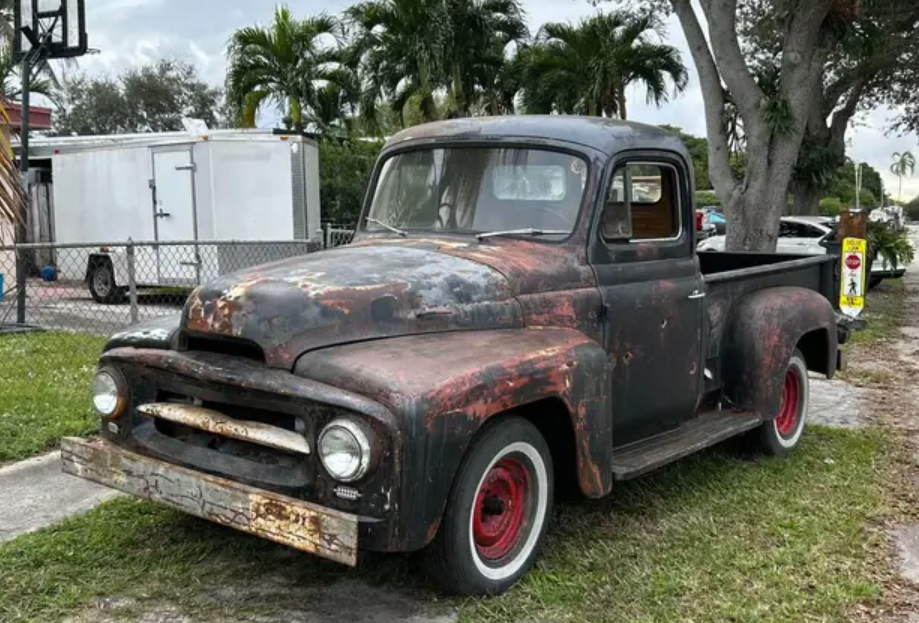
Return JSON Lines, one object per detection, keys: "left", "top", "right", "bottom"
{"left": 318, "top": 419, "right": 372, "bottom": 482}
{"left": 92, "top": 370, "right": 124, "bottom": 417}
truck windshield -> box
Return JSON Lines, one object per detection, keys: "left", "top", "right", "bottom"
{"left": 365, "top": 147, "right": 588, "bottom": 238}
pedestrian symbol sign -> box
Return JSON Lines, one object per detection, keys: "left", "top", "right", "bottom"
{"left": 839, "top": 237, "right": 867, "bottom": 317}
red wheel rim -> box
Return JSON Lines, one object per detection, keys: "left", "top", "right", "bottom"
{"left": 473, "top": 457, "right": 529, "bottom": 560}
{"left": 775, "top": 367, "right": 801, "bottom": 437}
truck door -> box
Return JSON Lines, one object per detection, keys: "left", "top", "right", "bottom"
{"left": 152, "top": 147, "right": 198, "bottom": 285}
{"left": 591, "top": 156, "right": 705, "bottom": 447}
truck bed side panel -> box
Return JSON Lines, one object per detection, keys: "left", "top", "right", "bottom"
{"left": 701, "top": 254, "right": 837, "bottom": 362}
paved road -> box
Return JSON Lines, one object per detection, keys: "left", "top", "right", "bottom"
{"left": 0, "top": 280, "right": 181, "bottom": 336}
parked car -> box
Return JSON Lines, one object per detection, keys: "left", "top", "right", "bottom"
{"left": 62, "top": 117, "right": 849, "bottom": 596}
{"left": 695, "top": 208, "right": 716, "bottom": 239}
{"left": 697, "top": 215, "right": 906, "bottom": 288}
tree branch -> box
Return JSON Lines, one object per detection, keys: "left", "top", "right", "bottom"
{"left": 699, "top": 0, "right": 764, "bottom": 121}
{"left": 779, "top": 0, "right": 834, "bottom": 95}
{"left": 670, "top": 0, "right": 736, "bottom": 199}
{"left": 828, "top": 76, "right": 869, "bottom": 150}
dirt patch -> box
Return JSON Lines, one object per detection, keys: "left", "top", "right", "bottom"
{"left": 65, "top": 579, "right": 458, "bottom": 623}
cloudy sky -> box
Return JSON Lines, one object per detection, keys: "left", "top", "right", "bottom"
{"left": 64, "top": 0, "right": 919, "bottom": 200}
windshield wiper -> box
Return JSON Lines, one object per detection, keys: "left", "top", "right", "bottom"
{"left": 476, "top": 228, "right": 569, "bottom": 241}
{"left": 365, "top": 217, "right": 408, "bottom": 237}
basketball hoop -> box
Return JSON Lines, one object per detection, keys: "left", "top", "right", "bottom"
{"left": 14, "top": 0, "right": 88, "bottom": 63}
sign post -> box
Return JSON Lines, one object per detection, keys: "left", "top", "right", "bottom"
{"left": 839, "top": 237, "right": 867, "bottom": 317}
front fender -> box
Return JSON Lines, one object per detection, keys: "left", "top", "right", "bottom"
{"left": 722, "top": 286, "right": 837, "bottom": 416}
{"left": 294, "top": 327, "right": 613, "bottom": 551}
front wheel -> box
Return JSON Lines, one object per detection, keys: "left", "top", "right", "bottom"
{"left": 754, "top": 348, "right": 809, "bottom": 456}
{"left": 426, "top": 417, "right": 554, "bottom": 596}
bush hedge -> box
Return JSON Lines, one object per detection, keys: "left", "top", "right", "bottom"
{"left": 319, "top": 139, "right": 383, "bottom": 225}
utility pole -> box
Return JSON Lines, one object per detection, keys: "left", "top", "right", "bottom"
{"left": 854, "top": 162, "right": 862, "bottom": 212}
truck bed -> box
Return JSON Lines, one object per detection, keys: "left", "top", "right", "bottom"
{"left": 698, "top": 251, "right": 839, "bottom": 380}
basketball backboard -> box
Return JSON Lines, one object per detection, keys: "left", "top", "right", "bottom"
{"left": 13, "top": 0, "right": 88, "bottom": 61}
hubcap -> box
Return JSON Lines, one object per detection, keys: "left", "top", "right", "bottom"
{"left": 775, "top": 367, "right": 801, "bottom": 437}
{"left": 93, "top": 269, "right": 111, "bottom": 296}
{"left": 473, "top": 457, "right": 529, "bottom": 560}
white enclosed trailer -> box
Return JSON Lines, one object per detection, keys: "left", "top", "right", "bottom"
{"left": 31, "top": 129, "right": 321, "bottom": 302}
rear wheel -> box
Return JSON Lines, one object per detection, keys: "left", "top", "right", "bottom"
{"left": 426, "top": 417, "right": 554, "bottom": 596}
{"left": 88, "top": 262, "right": 125, "bottom": 304}
{"left": 755, "top": 348, "right": 808, "bottom": 456}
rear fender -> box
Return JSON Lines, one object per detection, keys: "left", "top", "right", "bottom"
{"left": 294, "top": 328, "right": 613, "bottom": 551}
{"left": 721, "top": 286, "right": 837, "bottom": 417}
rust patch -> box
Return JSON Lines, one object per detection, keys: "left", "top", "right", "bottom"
{"left": 137, "top": 402, "right": 310, "bottom": 455}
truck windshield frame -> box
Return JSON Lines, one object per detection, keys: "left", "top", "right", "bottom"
{"left": 361, "top": 144, "right": 592, "bottom": 242}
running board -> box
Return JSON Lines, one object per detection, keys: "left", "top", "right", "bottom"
{"left": 612, "top": 410, "right": 763, "bottom": 480}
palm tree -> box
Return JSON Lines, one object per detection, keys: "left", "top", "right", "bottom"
{"left": 474, "top": 46, "right": 528, "bottom": 116}
{"left": 444, "top": 0, "right": 527, "bottom": 118}
{"left": 890, "top": 151, "right": 915, "bottom": 204}
{"left": 226, "top": 6, "right": 341, "bottom": 131}
{"left": 0, "top": 49, "right": 54, "bottom": 101}
{"left": 0, "top": 100, "right": 24, "bottom": 240}
{"left": 520, "top": 11, "right": 687, "bottom": 118}
{"left": 346, "top": 0, "right": 451, "bottom": 125}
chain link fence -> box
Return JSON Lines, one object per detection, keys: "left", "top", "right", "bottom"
{"left": 0, "top": 221, "right": 360, "bottom": 357}
{"left": 1, "top": 238, "right": 332, "bottom": 355}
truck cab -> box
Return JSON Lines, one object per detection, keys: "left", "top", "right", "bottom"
{"left": 62, "top": 117, "right": 847, "bottom": 597}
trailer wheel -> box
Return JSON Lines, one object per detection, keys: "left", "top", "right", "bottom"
{"left": 426, "top": 416, "right": 554, "bottom": 596}
{"left": 755, "top": 349, "right": 808, "bottom": 456}
{"left": 88, "top": 261, "right": 125, "bottom": 304}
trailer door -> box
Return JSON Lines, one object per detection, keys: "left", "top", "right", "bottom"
{"left": 152, "top": 148, "right": 198, "bottom": 285}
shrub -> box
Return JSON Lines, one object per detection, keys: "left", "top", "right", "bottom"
{"left": 819, "top": 196, "right": 843, "bottom": 216}
{"left": 319, "top": 139, "right": 383, "bottom": 225}
{"left": 695, "top": 190, "right": 720, "bottom": 208}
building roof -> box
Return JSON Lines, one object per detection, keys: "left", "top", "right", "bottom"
{"left": 2, "top": 101, "right": 53, "bottom": 131}
{"left": 384, "top": 115, "right": 687, "bottom": 157}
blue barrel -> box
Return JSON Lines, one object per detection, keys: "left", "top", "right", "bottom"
{"left": 40, "top": 266, "right": 57, "bottom": 282}
{"left": 0, "top": 272, "right": 4, "bottom": 302}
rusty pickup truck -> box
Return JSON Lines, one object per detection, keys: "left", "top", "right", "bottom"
{"left": 62, "top": 116, "right": 848, "bottom": 596}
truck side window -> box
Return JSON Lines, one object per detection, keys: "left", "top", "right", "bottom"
{"left": 601, "top": 163, "right": 679, "bottom": 242}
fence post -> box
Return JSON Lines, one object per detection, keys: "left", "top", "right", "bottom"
{"left": 14, "top": 242, "right": 26, "bottom": 324}
{"left": 126, "top": 239, "right": 139, "bottom": 325}
{"left": 323, "top": 223, "right": 331, "bottom": 249}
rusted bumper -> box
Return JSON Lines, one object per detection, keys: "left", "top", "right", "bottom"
{"left": 60, "top": 437, "right": 359, "bottom": 566}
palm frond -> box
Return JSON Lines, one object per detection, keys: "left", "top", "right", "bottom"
{"left": 0, "top": 100, "right": 24, "bottom": 230}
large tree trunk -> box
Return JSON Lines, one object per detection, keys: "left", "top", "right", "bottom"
{"left": 723, "top": 139, "right": 799, "bottom": 251}
{"left": 671, "top": 0, "right": 834, "bottom": 252}
{"left": 789, "top": 179, "right": 822, "bottom": 215}
{"left": 618, "top": 90, "right": 628, "bottom": 120}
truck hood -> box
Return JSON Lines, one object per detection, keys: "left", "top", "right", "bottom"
{"left": 182, "top": 242, "right": 522, "bottom": 368}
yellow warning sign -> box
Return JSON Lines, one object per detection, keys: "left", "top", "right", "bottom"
{"left": 839, "top": 237, "right": 867, "bottom": 317}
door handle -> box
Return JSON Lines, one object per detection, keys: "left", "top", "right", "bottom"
{"left": 688, "top": 290, "right": 706, "bottom": 300}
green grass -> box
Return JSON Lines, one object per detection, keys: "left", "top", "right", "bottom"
{"left": 0, "top": 427, "right": 897, "bottom": 623}
{"left": 849, "top": 279, "right": 907, "bottom": 345}
{"left": 0, "top": 332, "right": 105, "bottom": 462}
